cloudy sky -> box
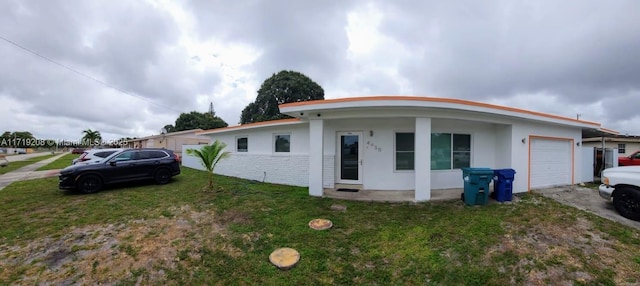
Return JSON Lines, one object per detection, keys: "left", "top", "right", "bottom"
{"left": 1, "top": 0, "right": 639, "bottom": 143}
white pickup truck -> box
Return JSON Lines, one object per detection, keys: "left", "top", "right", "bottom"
{"left": 599, "top": 166, "right": 640, "bottom": 221}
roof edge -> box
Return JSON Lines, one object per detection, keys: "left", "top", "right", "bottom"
{"left": 197, "top": 118, "right": 303, "bottom": 135}
{"left": 279, "top": 96, "right": 602, "bottom": 127}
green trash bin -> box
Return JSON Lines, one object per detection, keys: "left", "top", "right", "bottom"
{"left": 461, "top": 167, "right": 494, "bottom": 206}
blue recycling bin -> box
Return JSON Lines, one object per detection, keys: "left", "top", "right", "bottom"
{"left": 461, "top": 167, "right": 494, "bottom": 206}
{"left": 493, "top": 169, "right": 516, "bottom": 202}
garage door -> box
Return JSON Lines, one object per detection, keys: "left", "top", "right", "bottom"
{"left": 530, "top": 138, "right": 572, "bottom": 188}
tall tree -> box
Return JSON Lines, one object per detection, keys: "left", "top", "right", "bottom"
{"left": 240, "top": 70, "right": 324, "bottom": 124}
{"left": 0, "top": 131, "right": 35, "bottom": 148}
{"left": 162, "top": 124, "right": 175, "bottom": 134}
{"left": 173, "top": 111, "right": 227, "bottom": 131}
{"left": 81, "top": 129, "right": 102, "bottom": 146}
{"left": 186, "top": 140, "right": 230, "bottom": 191}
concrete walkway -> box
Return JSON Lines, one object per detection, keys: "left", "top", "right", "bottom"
{"left": 0, "top": 153, "right": 67, "bottom": 191}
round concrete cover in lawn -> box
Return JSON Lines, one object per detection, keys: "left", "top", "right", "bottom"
{"left": 269, "top": 247, "right": 300, "bottom": 270}
{"left": 308, "top": 218, "right": 333, "bottom": 230}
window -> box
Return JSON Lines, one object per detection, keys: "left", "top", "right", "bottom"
{"left": 112, "top": 150, "right": 136, "bottom": 162}
{"left": 395, "top": 132, "right": 415, "bottom": 170}
{"left": 237, "top": 137, "right": 248, "bottom": 152}
{"left": 274, "top": 134, "right": 290, "bottom": 153}
{"left": 138, "top": 151, "right": 167, "bottom": 159}
{"left": 618, "top": 144, "right": 626, "bottom": 154}
{"left": 431, "top": 133, "right": 471, "bottom": 170}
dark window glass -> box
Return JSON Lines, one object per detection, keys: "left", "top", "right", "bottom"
{"left": 95, "top": 151, "right": 117, "bottom": 158}
{"left": 395, "top": 133, "right": 415, "bottom": 170}
{"left": 237, "top": 137, "right": 248, "bottom": 152}
{"left": 113, "top": 151, "right": 135, "bottom": 162}
{"left": 275, "top": 135, "right": 290, "bottom": 153}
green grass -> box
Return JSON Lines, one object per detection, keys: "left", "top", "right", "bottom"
{"left": 0, "top": 153, "right": 58, "bottom": 175}
{"left": 1, "top": 168, "right": 640, "bottom": 285}
{"left": 36, "top": 153, "right": 79, "bottom": 170}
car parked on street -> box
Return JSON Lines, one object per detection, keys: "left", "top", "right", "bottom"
{"left": 599, "top": 166, "right": 640, "bottom": 221}
{"left": 72, "top": 148, "right": 121, "bottom": 165}
{"left": 619, "top": 151, "right": 640, "bottom": 166}
{"left": 71, "top": 148, "right": 85, "bottom": 154}
{"left": 59, "top": 148, "right": 181, "bottom": 194}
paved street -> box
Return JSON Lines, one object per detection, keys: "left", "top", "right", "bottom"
{"left": 0, "top": 153, "right": 66, "bottom": 191}
{"left": 3, "top": 152, "right": 57, "bottom": 162}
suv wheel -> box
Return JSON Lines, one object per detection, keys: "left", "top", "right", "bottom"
{"left": 613, "top": 187, "right": 640, "bottom": 221}
{"left": 78, "top": 175, "right": 103, "bottom": 194}
{"left": 154, "top": 168, "right": 171, "bottom": 184}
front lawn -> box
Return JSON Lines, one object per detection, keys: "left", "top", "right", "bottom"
{"left": 36, "top": 153, "right": 79, "bottom": 171}
{"left": 0, "top": 153, "right": 58, "bottom": 175}
{"left": 1, "top": 167, "right": 639, "bottom": 285}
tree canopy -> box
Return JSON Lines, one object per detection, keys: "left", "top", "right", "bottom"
{"left": 240, "top": 70, "right": 324, "bottom": 124}
{"left": 167, "top": 111, "right": 228, "bottom": 132}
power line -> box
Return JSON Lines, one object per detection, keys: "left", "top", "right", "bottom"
{"left": 0, "top": 34, "right": 182, "bottom": 113}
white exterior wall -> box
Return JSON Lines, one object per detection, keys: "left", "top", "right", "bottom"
{"left": 509, "top": 120, "right": 582, "bottom": 193}
{"left": 183, "top": 107, "right": 587, "bottom": 197}
{"left": 182, "top": 123, "right": 310, "bottom": 186}
{"left": 323, "top": 118, "right": 416, "bottom": 190}
{"left": 429, "top": 119, "right": 499, "bottom": 189}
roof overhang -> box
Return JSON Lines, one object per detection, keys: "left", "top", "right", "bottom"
{"left": 197, "top": 118, "right": 303, "bottom": 135}
{"left": 280, "top": 96, "right": 604, "bottom": 130}
{"left": 582, "top": 127, "right": 619, "bottom": 139}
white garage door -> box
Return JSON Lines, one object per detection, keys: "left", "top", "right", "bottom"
{"left": 530, "top": 138, "right": 572, "bottom": 188}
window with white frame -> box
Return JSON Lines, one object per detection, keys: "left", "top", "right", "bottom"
{"left": 237, "top": 137, "right": 248, "bottom": 152}
{"left": 274, "top": 134, "right": 290, "bottom": 153}
{"left": 395, "top": 132, "right": 415, "bottom": 170}
{"left": 618, "top": 143, "right": 626, "bottom": 154}
{"left": 431, "top": 133, "right": 471, "bottom": 170}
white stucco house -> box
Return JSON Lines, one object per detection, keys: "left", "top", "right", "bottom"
{"left": 182, "top": 96, "right": 616, "bottom": 202}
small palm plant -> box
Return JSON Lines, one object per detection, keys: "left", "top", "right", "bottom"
{"left": 186, "top": 140, "right": 230, "bottom": 191}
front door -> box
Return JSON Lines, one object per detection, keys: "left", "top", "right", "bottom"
{"left": 337, "top": 132, "right": 362, "bottom": 184}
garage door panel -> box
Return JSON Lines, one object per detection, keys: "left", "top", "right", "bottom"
{"left": 530, "top": 139, "right": 572, "bottom": 189}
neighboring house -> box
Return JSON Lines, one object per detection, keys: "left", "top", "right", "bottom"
{"left": 582, "top": 136, "right": 640, "bottom": 157}
{"left": 126, "top": 129, "right": 210, "bottom": 158}
{"left": 182, "top": 96, "right": 616, "bottom": 202}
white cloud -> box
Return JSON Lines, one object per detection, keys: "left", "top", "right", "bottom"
{"left": 1, "top": 0, "right": 639, "bottom": 141}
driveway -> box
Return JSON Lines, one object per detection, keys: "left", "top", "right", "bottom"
{"left": 0, "top": 153, "right": 65, "bottom": 191}
{"left": 534, "top": 186, "right": 640, "bottom": 230}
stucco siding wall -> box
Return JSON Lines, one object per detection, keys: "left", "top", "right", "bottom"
{"left": 182, "top": 123, "right": 310, "bottom": 187}
{"left": 430, "top": 119, "right": 499, "bottom": 189}
{"left": 324, "top": 118, "right": 416, "bottom": 190}
{"left": 510, "top": 121, "right": 582, "bottom": 193}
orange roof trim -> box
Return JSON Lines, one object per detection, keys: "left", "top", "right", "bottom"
{"left": 599, "top": 127, "right": 619, "bottom": 135}
{"left": 279, "top": 96, "right": 601, "bottom": 126}
{"left": 196, "top": 118, "right": 302, "bottom": 134}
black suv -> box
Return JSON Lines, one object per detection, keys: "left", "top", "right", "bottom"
{"left": 59, "top": 148, "right": 181, "bottom": 193}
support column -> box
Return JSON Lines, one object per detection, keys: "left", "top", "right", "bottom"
{"left": 415, "top": 117, "right": 432, "bottom": 201}
{"left": 308, "top": 119, "right": 324, "bottom": 197}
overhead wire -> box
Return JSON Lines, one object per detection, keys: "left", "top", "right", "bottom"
{"left": 0, "top": 34, "right": 182, "bottom": 113}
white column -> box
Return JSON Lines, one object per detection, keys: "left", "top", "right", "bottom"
{"left": 415, "top": 117, "right": 432, "bottom": 201}
{"left": 308, "top": 119, "right": 324, "bottom": 197}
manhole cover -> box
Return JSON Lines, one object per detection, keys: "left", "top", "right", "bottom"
{"left": 308, "top": 218, "right": 333, "bottom": 230}
{"left": 269, "top": 247, "right": 300, "bottom": 270}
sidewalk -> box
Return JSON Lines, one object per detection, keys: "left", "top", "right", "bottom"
{"left": 0, "top": 153, "right": 66, "bottom": 191}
